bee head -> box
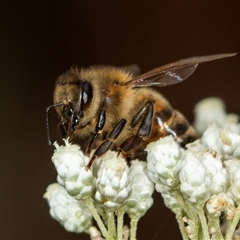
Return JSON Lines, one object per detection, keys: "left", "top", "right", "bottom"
{"left": 46, "top": 76, "right": 93, "bottom": 145}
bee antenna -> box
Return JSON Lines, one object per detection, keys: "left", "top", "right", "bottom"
{"left": 46, "top": 103, "right": 64, "bottom": 145}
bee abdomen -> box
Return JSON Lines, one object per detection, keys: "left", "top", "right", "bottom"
{"left": 155, "top": 109, "right": 197, "bottom": 147}
{"left": 169, "top": 110, "right": 196, "bottom": 146}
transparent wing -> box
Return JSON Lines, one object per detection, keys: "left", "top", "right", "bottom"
{"left": 123, "top": 53, "right": 237, "bottom": 88}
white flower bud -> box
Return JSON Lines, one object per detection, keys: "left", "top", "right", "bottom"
{"left": 201, "top": 123, "right": 223, "bottom": 153}
{"left": 225, "top": 159, "right": 240, "bottom": 204}
{"left": 183, "top": 217, "right": 198, "bottom": 240}
{"left": 125, "top": 160, "right": 154, "bottom": 219}
{"left": 200, "top": 150, "right": 227, "bottom": 194}
{"left": 186, "top": 142, "right": 227, "bottom": 195}
{"left": 52, "top": 140, "right": 94, "bottom": 200}
{"left": 186, "top": 139, "right": 206, "bottom": 152}
{"left": 220, "top": 128, "right": 240, "bottom": 158}
{"left": 179, "top": 150, "right": 211, "bottom": 205}
{"left": 201, "top": 122, "right": 240, "bottom": 160}
{"left": 146, "top": 135, "right": 183, "bottom": 190}
{"left": 89, "top": 226, "right": 104, "bottom": 240}
{"left": 193, "top": 97, "right": 226, "bottom": 135}
{"left": 43, "top": 183, "right": 93, "bottom": 233}
{"left": 225, "top": 113, "right": 240, "bottom": 134}
{"left": 209, "top": 227, "right": 217, "bottom": 235}
{"left": 206, "top": 193, "right": 235, "bottom": 219}
{"left": 94, "top": 151, "right": 132, "bottom": 209}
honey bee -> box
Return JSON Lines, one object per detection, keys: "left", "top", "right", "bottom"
{"left": 46, "top": 53, "right": 236, "bottom": 168}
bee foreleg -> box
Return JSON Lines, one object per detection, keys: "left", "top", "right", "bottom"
{"left": 59, "top": 122, "right": 67, "bottom": 139}
{"left": 85, "top": 118, "right": 127, "bottom": 169}
{"left": 60, "top": 120, "right": 76, "bottom": 143}
{"left": 86, "top": 109, "right": 106, "bottom": 154}
{"left": 119, "top": 101, "right": 154, "bottom": 153}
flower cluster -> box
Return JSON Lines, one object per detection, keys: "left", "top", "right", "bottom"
{"left": 145, "top": 97, "right": 240, "bottom": 240}
{"left": 45, "top": 140, "right": 154, "bottom": 240}
{"left": 44, "top": 97, "right": 240, "bottom": 240}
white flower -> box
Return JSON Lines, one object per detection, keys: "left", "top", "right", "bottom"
{"left": 202, "top": 124, "right": 240, "bottom": 159}
{"left": 220, "top": 128, "right": 240, "bottom": 158}
{"left": 201, "top": 122, "right": 223, "bottom": 153}
{"left": 125, "top": 160, "right": 154, "bottom": 219}
{"left": 206, "top": 193, "right": 235, "bottom": 219}
{"left": 193, "top": 97, "right": 226, "bottom": 135}
{"left": 179, "top": 150, "right": 211, "bottom": 205}
{"left": 225, "top": 113, "right": 240, "bottom": 134}
{"left": 52, "top": 139, "right": 94, "bottom": 200}
{"left": 193, "top": 97, "right": 240, "bottom": 135}
{"left": 186, "top": 139, "right": 206, "bottom": 152}
{"left": 183, "top": 143, "right": 227, "bottom": 202}
{"left": 43, "top": 183, "right": 92, "bottom": 233}
{"left": 146, "top": 135, "right": 183, "bottom": 190}
{"left": 225, "top": 159, "right": 240, "bottom": 204}
{"left": 200, "top": 150, "right": 227, "bottom": 194}
{"left": 89, "top": 226, "right": 104, "bottom": 240}
{"left": 94, "top": 151, "right": 132, "bottom": 209}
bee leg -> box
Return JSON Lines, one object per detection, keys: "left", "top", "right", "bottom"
{"left": 86, "top": 109, "right": 106, "bottom": 154}
{"left": 59, "top": 119, "right": 77, "bottom": 142}
{"left": 119, "top": 101, "right": 154, "bottom": 153}
{"left": 125, "top": 151, "right": 147, "bottom": 160}
{"left": 86, "top": 118, "right": 127, "bottom": 169}
{"left": 59, "top": 122, "right": 67, "bottom": 138}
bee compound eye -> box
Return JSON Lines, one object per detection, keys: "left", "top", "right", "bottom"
{"left": 82, "top": 81, "right": 93, "bottom": 106}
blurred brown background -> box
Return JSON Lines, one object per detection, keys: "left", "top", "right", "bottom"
{"left": 1, "top": 1, "right": 240, "bottom": 239}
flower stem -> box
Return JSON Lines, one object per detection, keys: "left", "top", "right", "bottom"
{"left": 107, "top": 211, "right": 116, "bottom": 240}
{"left": 83, "top": 198, "right": 108, "bottom": 239}
{"left": 175, "top": 212, "right": 189, "bottom": 240}
{"left": 130, "top": 217, "right": 139, "bottom": 240}
{"left": 225, "top": 206, "right": 240, "bottom": 240}
{"left": 174, "top": 192, "right": 193, "bottom": 220}
{"left": 207, "top": 216, "right": 224, "bottom": 240}
{"left": 173, "top": 192, "right": 200, "bottom": 239}
{"left": 197, "top": 208, "right": 210, "bottom": 240}
{"left": 117, "top": 207, "right": 125, "bottom": 240}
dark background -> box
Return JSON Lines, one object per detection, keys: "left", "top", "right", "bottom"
{"left": 1, "top": 1, "right": 240, "bottom": 239}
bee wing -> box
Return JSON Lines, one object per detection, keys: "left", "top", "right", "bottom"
{"left": 123, "top": 53, "right": 237, "bottom": 88}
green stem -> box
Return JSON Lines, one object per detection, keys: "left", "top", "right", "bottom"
{"left": 172, "top": 192, "right": 200, "bottom": 239}
{"left": 83, "top": 198, "right": 108, "bottom": 239}
{"left": 225, "top": 206, "right": 240, "bottom": 240}
{"left": 197, "top": 208, "right": 210, "bottom": 240}
{"left": 107, "top": 211, "right": 116, "bottom": 240}
{"left": 117, "top": 207, "right": 125, "bottom": 240}
{"left": 207, "top": 216, "right": 224, "bottom": 240}
{"left": 185, "top": 201, "right": 200, "bottom": 228}
{"left": 130, "top": 217, "right": 139, "bottom": 240}
{"left": 174, "top": 192, "right": 196, "bottom": 221}
{"left": 175, "top": 212, "right": 189, "bottom": 240}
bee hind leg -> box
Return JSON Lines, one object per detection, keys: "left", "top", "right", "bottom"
{"left": 85, "top": 118, "right": 127, "bottom": 169}
{"left": 119, "top": 101, "right": 154, "bottom": 154}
